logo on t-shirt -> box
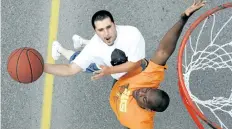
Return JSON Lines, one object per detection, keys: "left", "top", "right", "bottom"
{"left": 110, "top": 48, "right": 128, "bottom": 66}
{"left": 114, "top": 84, "right": 130, "bottom": 112}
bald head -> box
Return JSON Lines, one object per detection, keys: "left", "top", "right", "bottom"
{"left": 147, "top": 89, "right": 170, "bottom": 112}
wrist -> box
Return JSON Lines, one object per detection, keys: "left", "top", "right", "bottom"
{"left": 108, "top": 66, "right": 114, "bottom": 75}
{"left": 180, "top": 13, "right": 190, "bottom": 21}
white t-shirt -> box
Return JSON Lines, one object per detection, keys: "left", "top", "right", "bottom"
{"left": 72, "top": 25, "right": 145, "bottom": 80}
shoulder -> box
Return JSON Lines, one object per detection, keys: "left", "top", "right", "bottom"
{"left": 90, "top": 34, "right": 100, "bottom": 43}
{"left": 117, "top": 25, "right": 141, "bottom": 34}
{"left": 116, "top": 25, "right": 143, "bottom": 42}
{"left": 81, "top": 34, "right": 107, "bottom": 55}
{"left": 80, "top": 35, "right": 98, "bottom": 53}
{"left": 86, "top": 34, "right": 102, "bottom": 47}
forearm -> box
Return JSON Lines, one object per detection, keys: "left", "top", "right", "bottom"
{"left": 44, "top": 63, "right": 81, "bottom": 76}
{"left": 158, "top": 13, "right": 189, "bottom": 55}
{"left": 109, "top": 61, "right": 141, "bottom": 74}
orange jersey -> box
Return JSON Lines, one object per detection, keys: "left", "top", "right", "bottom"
{"left": 109, "top": 61, "right": 167, "bottom": 129}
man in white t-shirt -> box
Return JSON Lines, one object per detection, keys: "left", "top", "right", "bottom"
{"left": 44, "top": 10, "right": 146, "bottom": 81}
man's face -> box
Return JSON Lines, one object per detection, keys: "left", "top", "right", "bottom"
{"left": 94, "top": 17, "right": 117, "bottom": 46}
{"left": 132, "top": 88, "right": 153, "bottom": 109}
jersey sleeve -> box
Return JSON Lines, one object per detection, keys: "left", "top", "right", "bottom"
{"left": 71, "top": 44, "right": 94, "bottom": 71}
{"left": 131, "top": 61, "right": 167, "bottom": 89}
{"left": 127, "top": 27, "right": 145, "bottom": 62}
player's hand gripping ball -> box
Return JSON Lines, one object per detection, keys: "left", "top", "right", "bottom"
{"left": 7, "top": 47, "right": 44, "bottom": 84}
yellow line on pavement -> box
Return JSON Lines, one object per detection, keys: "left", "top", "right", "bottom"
{"left": 41, "top": 0, "right": 60, "bottom": 129}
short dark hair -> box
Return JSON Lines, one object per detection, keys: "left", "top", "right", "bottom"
{"left": 148, "top": 89, "right": 170, "bottom": 112}
{"left": 91, "top": 10, "right": 114, "bottom": 29}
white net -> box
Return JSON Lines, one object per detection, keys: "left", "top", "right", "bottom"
{"left": 182, "top": 11, "right": 232, "bottom": 129}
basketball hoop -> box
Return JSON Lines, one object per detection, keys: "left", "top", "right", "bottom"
{"left": 177, "top": 2, "right": 232, "bottom": 129}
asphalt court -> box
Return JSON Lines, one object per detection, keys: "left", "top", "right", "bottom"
{"left": 1, "top": 0, "right": 231, "bottom": 129}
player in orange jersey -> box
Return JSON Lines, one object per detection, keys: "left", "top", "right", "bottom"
{"left": 109, "top": 1, "right": 206, "bottom": 128}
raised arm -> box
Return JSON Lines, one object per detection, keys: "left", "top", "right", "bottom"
{"left": 151, "top": 0, "right": 206, "bottom": 65}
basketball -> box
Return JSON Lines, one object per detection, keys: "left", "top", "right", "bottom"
{"left": 7, "top": 47, "right": 44, "bottom": 84}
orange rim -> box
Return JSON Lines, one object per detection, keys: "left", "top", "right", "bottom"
{"left": 177, "top": 2, "right": 232, "bottom": 129}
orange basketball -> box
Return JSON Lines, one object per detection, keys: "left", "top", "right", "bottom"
{"left": 7, "top": 47, "right": 44, "bottom": 84}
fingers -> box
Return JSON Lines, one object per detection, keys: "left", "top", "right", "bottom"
{"left": 196, "top": 0, "right": 206, "bottom": 6}
{"left": 193, "top": 0, "right": 196, "bottom": 5}
{"left": 91, "top": 73, "right": 104, "bottom": 80}
{"left": 93, "top": 70, "right": 102, "bottom": 75}
{"left": 192, "top": 0, "right": 206, "bottom": 10}
{"left": 197, "top": 1, "right": 206, "bottom": 8}
{"left": 193, "top": 0, "right": 205, "bottom": 6}
{"left": 201, "top": 1, "right": 207, "bottom": 5}
{"left": 92, "top": 70, "right": 104, "bottom": 80}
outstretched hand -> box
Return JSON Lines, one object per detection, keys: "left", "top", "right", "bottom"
{"left": 184, "top": 0, "right": 206, "bottom": 16}
{"left": 91, "top": 65, "right": 111, "bottom": 80}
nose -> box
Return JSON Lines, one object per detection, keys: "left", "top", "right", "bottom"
{"left": 104, "top": 29, "right": 109, "bottom": 37}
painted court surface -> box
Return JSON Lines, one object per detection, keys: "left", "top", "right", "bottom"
{"left": 2, "top": 0, "right": 231, "bottom": 129}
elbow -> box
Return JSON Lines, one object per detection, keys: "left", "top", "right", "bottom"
{"left": 156, "top": 49, "right": 170, "bottom": 58}
{"left": 162, "top": 46, "right": 176, "bottom": 56}
{"left": 67, "top": 64, "right": 82, "bottom": 76}
{"left": 68, "top": 70, "right": 78, "bottom": 76}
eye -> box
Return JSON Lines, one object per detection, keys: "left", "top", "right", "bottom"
{"left": 106, "top": 25, "right": 111, "bottom": 29}
{"left": 98, "top": 29, "right": 103, "bottom": 32}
